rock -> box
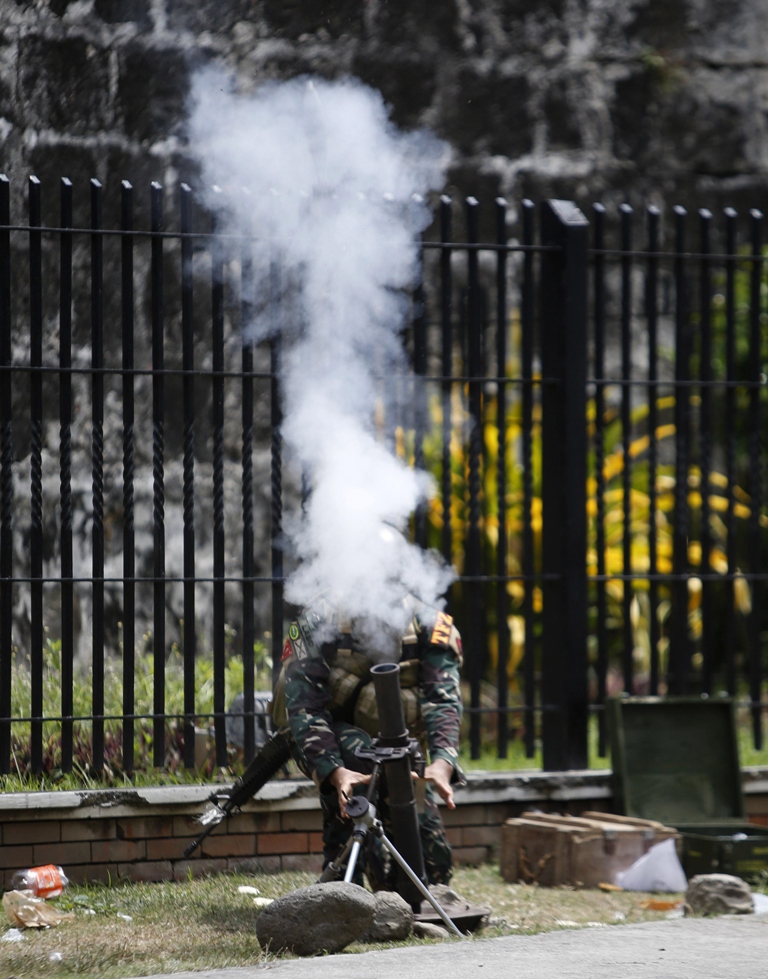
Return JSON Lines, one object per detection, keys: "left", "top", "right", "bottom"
{"left": 430, "top": 884, "right": 463, "bottom": 907}
{"left": 413, "top": 920, "right": 450, "bottom": 940}
{"left": 359, "top": 891, "right": 414, "bottom": 942}
{"left": 255, "top": 882, "right": 376, "bottom": 956}
{"left": 685, "top": 874, "right": 754, "bottom": 916}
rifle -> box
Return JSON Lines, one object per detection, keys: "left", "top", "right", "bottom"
{"left": 183, "top": 727, "right": 293, "bottom": 858}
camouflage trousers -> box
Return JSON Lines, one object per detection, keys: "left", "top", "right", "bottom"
{"left": 313, "top": 722, "right": 453, "bottom": 888}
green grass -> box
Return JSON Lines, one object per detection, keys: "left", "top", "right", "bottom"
{"left": 0, "top": 865, "right": 699, "bottom": 979}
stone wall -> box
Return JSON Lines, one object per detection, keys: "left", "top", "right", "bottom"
{"left": 2, "top": 0, "right": 768, "bottom": 230}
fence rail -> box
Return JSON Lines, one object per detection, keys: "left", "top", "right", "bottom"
{"left": 0, "top": 174, "right": 766, "bottom": 778}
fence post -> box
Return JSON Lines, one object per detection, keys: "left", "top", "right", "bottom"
{"left": 540, "top": 200, "right": 589, "bottom": 771}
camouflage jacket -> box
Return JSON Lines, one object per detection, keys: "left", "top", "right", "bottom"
{"left": 282, "top": 606, "right": 463, "bottom": 786}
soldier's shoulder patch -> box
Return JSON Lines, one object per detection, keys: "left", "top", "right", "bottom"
{"left": 430, "top": 611, "right": 453, "bottom": 648}
{"left": 289, "top": 622, "right": 300, "bottom": 641}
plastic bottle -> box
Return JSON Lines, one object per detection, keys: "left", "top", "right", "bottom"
{"left": 10, "top": 865, "right": 69, "bottom": 899}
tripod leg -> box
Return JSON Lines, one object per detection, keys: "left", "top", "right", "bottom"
{"left": 343, "top": 839, "right": 363, "bottom": 883}
{"left": 318, "top": 834, "right": 355, "bottom": 883}
{"left": 378, "top": 830, "right": 462, "bottom": 938}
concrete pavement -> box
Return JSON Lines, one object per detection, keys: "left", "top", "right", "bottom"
{"left": 139, "top": 913, "right": 768, "bottom": 979}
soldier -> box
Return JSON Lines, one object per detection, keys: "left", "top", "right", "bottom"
{"left": 272, "top": 595, "right": 463, "bottom": 887}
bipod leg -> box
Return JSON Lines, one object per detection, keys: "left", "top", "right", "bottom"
{"left": 377, "top": 827, "right": 462, "bottom": 938}
{"left": 318, "top": 834, "right": 355, "bottom": 883}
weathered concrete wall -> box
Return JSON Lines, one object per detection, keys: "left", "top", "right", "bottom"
{"left": 2, "top": 0, "right": 768, "bottom": 227}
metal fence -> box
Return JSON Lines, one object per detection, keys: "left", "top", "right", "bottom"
{"left": 0, "top": 175, "right": 766, "bottom": 777}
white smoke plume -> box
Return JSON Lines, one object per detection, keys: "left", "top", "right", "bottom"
{"left": 187, "top": 70, "right": 454, "bottom": 655}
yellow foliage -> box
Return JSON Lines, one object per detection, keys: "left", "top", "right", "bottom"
{"left": 710, "top": 548, "right": 728, "bottom": 574}
{"left": 734, "top": 485, "right": 751, "bottom": 504}
{"left": 395, "top": 426, "right": 406, "bottom": 460}
{"left": 734, "top": 575, "right": 752, "bottom": 615}
{"left": 656, "top": 423, "right": 676, "bottom": 441}
{"left": 506, "top": 580, "right": 525, "bottom": 605}
{"left": 687, "top": 577, "right": 702, "bottom": 611}
{"left": 629, "top": 435, "right": 649, "bottom": 458}
{"left": 734, "top": 503, "right": 751, "bottom": 519}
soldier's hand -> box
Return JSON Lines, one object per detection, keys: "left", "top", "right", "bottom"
{"left": 423, "top": 759, "right": 456, "bottom": 810}
{"left": 328, "top": 767, "right": 372, "bottom": 816}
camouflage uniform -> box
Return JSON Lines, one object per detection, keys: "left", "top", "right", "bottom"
{"left": 280, "top": 602, "right": 463, "bottom": 886}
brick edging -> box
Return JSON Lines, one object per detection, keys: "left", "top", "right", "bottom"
{"left": 2, "top": 768, "right": 767, "bottom": 887}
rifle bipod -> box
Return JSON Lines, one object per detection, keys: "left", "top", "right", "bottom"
{"left": 318, "top": 792, "right": 462, "bottom": 939}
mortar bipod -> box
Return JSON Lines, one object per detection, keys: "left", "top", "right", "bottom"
{"left": 319, "top": 793, "right": 463, "bottom": 939}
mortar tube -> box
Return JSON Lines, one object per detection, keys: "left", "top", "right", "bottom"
{"left": 370, "top": 662, "right": 428, "bottom": 910}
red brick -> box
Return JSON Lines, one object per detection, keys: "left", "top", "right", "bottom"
{"left": 281, "top": 810, "right": 323, "bottom": 832}
{"left": 462, "top": 826, "right": 500, "bottom": 848}
{"left": 173, "top": 858, "right": 227, "bottom": 880}
{"left": 202, "top": 834, "right": 256, "bottom": 858}
{"left": 446, "top": 827, "right": 463, "bottom": 847}
{"left": 748, "top": 814, "right": 768, "bottom": 826}
{"left": 119, "top": 860, "right": 173, "bottom": 883}
{"left": 62, "top": 820, "right": 117, "bottom": 842}
{"left": 229, "top": 855, "right": 281, "bottom": 874}
{"left": 92, "top": 839, "right": 145, "bottom": 863}
{"left": 308, "top": 832, "right": 324, "bottom": 853}
{"left": 0, "top": 844, "right": 34, "bottom": 870}
{"left": 230, "top": 812, "right": 282, "bottom": 834}
{"left": 257, "top": 832, "right": 308, "bottom": 855}
{"left": 173, "top": 815, "right": 208, "bottom": 837}
{"left": 147, "top": 838, "right": 186, "bottom": 861}
{"left": 64, "top": 863, "right": 120, "bottom": 885}
{"left": 282, "top": 853, "right": 324, "bottom": 874}
{"left": 3, "top": 820, "right": 62, "bottom": 845}
{"left": 33, "top": 841, "right": 90, "bottom": 866}
{"left": 117, "top": 816, "right": 174, "bottom": 840}
{"left": 452, "top": 846, "right": 490, "bottom": 866}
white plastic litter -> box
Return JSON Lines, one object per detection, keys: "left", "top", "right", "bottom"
{"left": 49, "top": 951, "right": 63, "bottom": 962}
{"left": 116, "top": 913, "right": 133, "bottom": 921}
{"left": 752, "top": 892, "right": 768, "bottom": 914}
{"left": 615, "top": 838, "right": 688, "bottom": 893}
{"left": 238, "top": 886, "right": 260, "bottom": 896}
{"left": 1, "top": 928, "right": 25, "bottom": 943}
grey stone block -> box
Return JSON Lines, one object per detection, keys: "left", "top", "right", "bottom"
{"left": 686, "top": 874, "right": 754, "bottom": 916}
{"left": 255, "top": 881, "right": 376, "bottom": 956}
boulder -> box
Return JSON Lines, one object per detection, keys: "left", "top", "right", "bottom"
{"left": 359, "top": 891, "right": 414, "bottom": 942}
{"left": 255, "top": 882, "right": 376, "bottom": 956}
{"left": 413, "top": 920, "right": 450, "bottom": 940}
{"left": 685, "top": 874, "right": 754, "bottom": 917}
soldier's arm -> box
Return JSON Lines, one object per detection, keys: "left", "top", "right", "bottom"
{"left": 418, "top": 613, "right": 463, "bottom": 775}
{"left": 284, "top": 655, "right": 344, "bottom": 785}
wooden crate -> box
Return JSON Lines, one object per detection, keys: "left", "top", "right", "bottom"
{"left": 500, "top": 811, "right": 679, "bottom": 888}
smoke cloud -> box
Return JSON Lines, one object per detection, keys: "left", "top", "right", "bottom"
{"left": 187, "top": 70, "right": 453, "bottom": 655}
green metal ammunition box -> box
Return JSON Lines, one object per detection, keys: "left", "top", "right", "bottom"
{"left": 607, "top": 696, "right": 768, "bottom": 882}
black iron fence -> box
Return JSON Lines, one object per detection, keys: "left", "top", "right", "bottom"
{"left": 0, "top": 175, "right": 766, "bottom": 777}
